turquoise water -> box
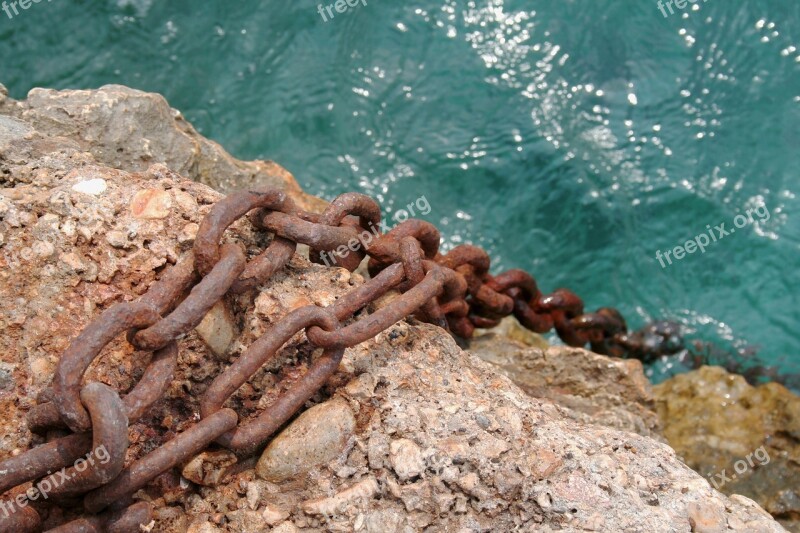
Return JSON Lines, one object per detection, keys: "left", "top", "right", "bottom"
{"left": 1, "top": 1, "right": 798, "bottom": 384}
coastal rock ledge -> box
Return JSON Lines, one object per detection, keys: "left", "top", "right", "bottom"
{"left": 0, "top": 83, "right": 787, "bottom": 532}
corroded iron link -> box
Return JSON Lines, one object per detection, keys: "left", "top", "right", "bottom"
{"left": 52, "top": 302, "right": 163, "bottom": 433}
{"left": 367, "top": 219, "right": 441, "bottom": 276}
{"left": 28, "top": 341, "right": 178, "bottom": 434}
{"left": 83, "top": 409, "right": 238, "bottom": 514}
{"left": 306, "top": 266, "right": 449, "bottom": 350}
{"left": 231, "top": 237, "right": 296, "bottom": 293}
{"left": 400, "top": 236, "right": 447, "bottom": 329}
{"left": 3, "top": 187, "right": 683, "bottom": 531}
{"left": 0, "top": 500, "right": 40, "bottom": 533}
{"left": 309, "top": 192, "right": 382, "bottom": 271}
{"left": 259, "top": 211, "right": 362, "bottom": 254}
{"left": 0, "top": 432, "right": 92, "bottom": 496}
{"left": 193, "top": 189, "right": 293, "bottom": 277}
{"left": 201, "top": 306, "right": 343, "bottom": 453}
{"left": 47, "top": 383, "right": 128, "bottom": 499}
{"left": 130, "top": 244, "right": 246, "bottom": 351}
{"left": 45, "top": 502, "right": 152, "bottom": 533}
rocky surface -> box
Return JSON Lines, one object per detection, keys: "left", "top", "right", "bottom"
{"left": 469, "top": 323, "right": 663, "bottom": 439}
{"left": 0, "top": 83, "right": 789, "bottom": 532}
{"left": 655, "top": 366, "right": 800, "bottom": 532}
{"left": 0, "top": 82, "right": 322, "bottom": 211}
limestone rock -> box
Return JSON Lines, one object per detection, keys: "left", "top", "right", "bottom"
{"left": 0, "top": 84, "right": 322, "bottom": 211}
{"left": 469, "top": 335, "right": 662, "bottom": 438}
{"left": 195, "top": 301, "right": 237, "bottom": 359}
{"left": 389, "top": 438, "right": 426, "bottom": 480}
{"left": 655, "top": 366, "right": 800, "bottom": 531}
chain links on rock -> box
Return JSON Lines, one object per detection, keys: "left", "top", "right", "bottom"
{"left": 0, "top": 189, "right": 683, "bottom": 532}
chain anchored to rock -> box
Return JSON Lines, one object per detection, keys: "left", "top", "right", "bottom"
{"left": 0, "top": 189, "right": 683, "bottom": 532}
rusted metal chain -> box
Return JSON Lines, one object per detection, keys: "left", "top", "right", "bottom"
{"left": 0, "top": 433, "right": 92, "bottom": 495}
{"left": 47, "top": 383, "right": 128, "bottom": 500}
{"left": 0, "top": 186, "right": 683, "bottom": 531}
{"left": 44, "top": 501, "right": 152, "bottom": 533}
{"left": 28, "top": 341, "right": 178, "bottom": 434}
{"left": 201, "top": 306, "right": 343, "bottom": 453}
{"left": 52, "top": 302, "right": 162, "bottom": 433}
{"left": 83, "top": 409, "right": 238, "bottom": 513}
{"left": 0, "top": 500, "right": 40, "bottom": 533}
{"left": 129, "top": 244, "right": 246, "bottom": 351}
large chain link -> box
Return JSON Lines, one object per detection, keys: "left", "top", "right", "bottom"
{"left": 0, "top": 189, "right": 683, "bottom": 532}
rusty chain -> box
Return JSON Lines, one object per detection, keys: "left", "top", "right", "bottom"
{"left": 0, "top": 189, "right": 683, "bottom": 532}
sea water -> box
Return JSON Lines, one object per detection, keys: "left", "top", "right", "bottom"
{"left": 1, "top": 0, "right": 797, "bottom": 385}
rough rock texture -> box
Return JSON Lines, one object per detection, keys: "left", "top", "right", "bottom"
{"left": 0, "top": 82, "right": 323, "bottom": 211}
{"left": 0, "top": 84, "right": 788, "bottom": 532}
{"left": 469, "top": 328, "right": 663, "bottom": 439}
{"left": 655, "top": 366, "right": 800, "bottom": 532}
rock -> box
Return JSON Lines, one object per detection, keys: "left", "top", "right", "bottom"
{"left": 71, "top": 178, "right": 107, "bottom": 196}
{"left": 186, "top": 522, "right": 222, "bottom": 533}
{"left": 475, "top": 315, "right": 550, "bottom": 349}
{"left": 655, "top": 366, "right": 800, "bottom": 532}
{"left": 181, "top": 450, "right": 238, "bottom": 487}
{"left": 262, "top": 504, "right": 290, "bottom": 526}
{"left": 224, "top": 510, "right": 268, "bottom": 532}
{"left": 301, "top": 477, "right": 380, "bottom": 515}
{"left": 0, "top": 115, "right": 34, "bottom": 153}
{"left": 687, "top": 500, "right": 727, "bottom": 533}
{"left": 0, "top": 82, "right": 788, "bottom": 533}
{"left": 195, "top": 301, "right": 236, "bottom": 359}
{"left": 256, "top": 398, "right": 356, "bottom": 482}
{"left": 130, "top": 189, "right": 172, "bottom": 219}
{"left": 469, "top": 336, "right": 662, "bottom": 438}
{"left": 0, "top": 85, "right": 322, "bottom": 211}
{"left": 270, "top": 522, "right": 300, "bottom": 533}
{"left": 389, "top": 439, "right": 426, "bottom": 481}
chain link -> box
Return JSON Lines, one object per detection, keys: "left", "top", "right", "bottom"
{"left": 0, "top": 188, "right": 683, "bottom": 532}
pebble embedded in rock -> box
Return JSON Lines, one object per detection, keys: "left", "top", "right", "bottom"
{"left": 195, "top": 300, "right": 236, "bottom": 359}
{"left": 389, "top": 438, "right": 426, "bottom": 480}
{"left": 271, "top": 522, "right": 300, "bottom": 533}
{"left": 256, "top": 398, "right": 356, "bottom": 482}
{"left": 71, "top": 178, "right": 107, "bottom": 196}
{"left": 186, "top": 522, "right": 223, "bottom": 533}
{"left": 131, "top": 189, "right": 172, "bottom": 219}
{"left": 687, "top": 501, "right": 727, "bottom": 533}
{"left": 105, "top": 230, "right": 128, "bottom": 249}
{"left": 262, "top": 504, "right": 289, "bottom": 526}
{"left": 181, "top": 450, "right": 237, "bottom": 487}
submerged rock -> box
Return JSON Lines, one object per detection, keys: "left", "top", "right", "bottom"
{"left": 0, "top": 84, "right": 788, "bottom": 532}
{"left": 655, "top": 365, "right": 800, "bottom": 532}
